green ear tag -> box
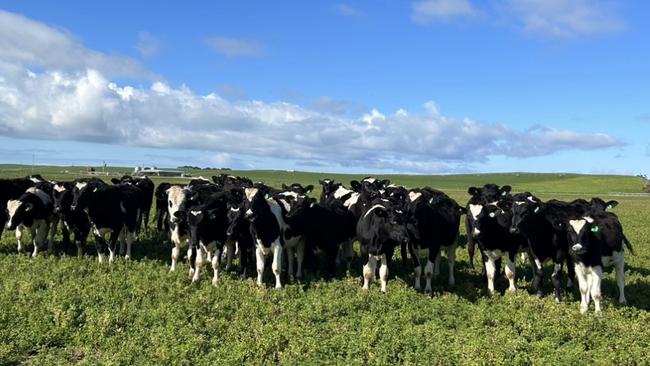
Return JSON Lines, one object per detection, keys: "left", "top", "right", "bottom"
{"left": 209, "top": 213, "right": 216, "bottom": 219}
{"left": 534, "top": 206, "right": 540, "bottom": 214}
{"left": 591, "top": 226, "right": 600, "bottom": 233}
{"left": 309, "top": 202, "right": 316, "bottom": 208}
{"left": 489, "top": 212, "right": 496, "bottom": 218}
{"left": 607, "top": 204, "right": 613, "bottom": 210}
{"left": 428, "top": 197, "right": 434, "bottom": 204}
{"left": 501, "top": 191, "right": 507, "bottom": 196}
{"left": 390, "top": 192, "right": 395, "bottom": 197}
{"left": 93, "top": 187, "right": 98, "bottom": 193}
{"left": 264, "top": 193, "right": 269, "bottom": 199}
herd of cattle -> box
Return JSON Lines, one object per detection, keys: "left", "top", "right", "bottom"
{"left": 0, "top": 174, "right": 634, "bottom": 314}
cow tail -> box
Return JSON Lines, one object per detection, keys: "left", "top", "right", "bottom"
{"left": 623, "top": 235, "right": 635, "bottom": 255}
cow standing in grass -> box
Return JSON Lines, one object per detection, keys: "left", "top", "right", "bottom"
{"left": 5, "top": 187, "right": 55, "bottom": 256}
{"left": 51, "top": 181, "right": 91, "bottom": 256}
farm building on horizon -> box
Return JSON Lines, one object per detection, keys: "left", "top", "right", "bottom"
{"left": 133, "top": 166, "right": 189, "bottom": 177}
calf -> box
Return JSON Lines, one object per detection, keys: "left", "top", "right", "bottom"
{"left": 112, "top": 175, "right": 154, "bottom": 233}
{"left": 167, "top": 185, "right": 190, "bottom": 272}
{"left": 5, "top": 187, "right": 54, "bottom": 256}
{"left": 357, "top": 201, "right": 410, "bottom": 293}
{"left": 72, "top": 180, "right": 143, "bottom": 262}
{"left": 154, "top": 182, "right": 173, "bottom": 234}
{"left": 51, "top": 181, "right": 91, "bottom": 256}
{"left": 567, "top": 212, "right": 634, "bottom": 313}
{"left": 244, "top": 187, "right": 285, "bottom": 288}
{"left": 226, "top": 197, "right": 255, "bottom": 279}
{"left": 0, "top": 177, "right": 36, "bottom": 237}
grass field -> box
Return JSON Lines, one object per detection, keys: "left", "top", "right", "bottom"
{"left": 1, "top": 165, "right": 650, "bottom": 365}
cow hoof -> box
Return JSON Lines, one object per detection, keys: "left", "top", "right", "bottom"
{"left": 212, "top": 279, "right": 218, "bottom": 286}
{"left": 620, "top": 299, "right": 628, "bottom": 306}
{"left": 580, "top": 305, "right": 588, "bottom": 314}
{"left": 555, "top": 297, "right": 560, "bottom": 303}
{"left": 537, "top": 291, "right": 544, "bottom": 297}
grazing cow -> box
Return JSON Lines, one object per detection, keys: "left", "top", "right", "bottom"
{"left": 567, "top": 212, "right": 634, "bottom": 313}
{"left": 0, "top": 177, "right": 36, "bottom": 236}
{"left": 407, "top": 188, "right": 464, "bottom": 292}
{"left": 185, "top": 192, "right": 230, "bottom": 284}
{"left": 5, "top": 187, "right": 54, "bottom": 256}
{"left": 166, "top": 185, "right": 190, "bottom": 272}
{"left": 72, "top": 180, "right": 143, "bottom": 263}
{"left": 244, "top": 187, "right": 285, "bottom": 288}
{"left": 465, "top": 184, "right": 512, "bottom": 270}
{"left": 357, "top": 200, "right": 410, "bottom": 293}
{"left": 51, "top": 181, "right": 91, "bottom": 256}
{"left": 283, "top": 195, "right": 356, "bottom": 278}
{"left": 112, "top": 175, "right": 154, "bottom": 233}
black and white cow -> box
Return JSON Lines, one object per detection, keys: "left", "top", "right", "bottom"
{"left": 281, "top": 183, "right": 314, "bottom": 196}
{"left": 244, "top": 187, "right": 285, "bottom": 288}
{"left": 71, "top": 179, "right": 143, "bottom": 263}
{"left": 567, "top": 212, "right": 634, "bottom": 313}
{"left": 226, "top": 195, "right": 255, "bottom": 279}
{"left": 0, "top": 177, "right": 36, "bottom": 237}
{"left": 51, "top": 181, "right": 91, "bottom": 256}
{"left": 5, "top": 187, "right": 54, "bottom": 256}
{"left": 407, "top": 188, "right": 464, "bottom": 292}
{"left": 465, "top": 184, "right": 512, "bottom": 270}
{"left": 357, "top": 200, "right": 410, "bottom": 293}
{"left": 111, "top": 175, "right": 154, "bottom": 234}
{"left": 166, "top": 185, "right": 190, "bottom": 272}
{"left": 154, "top": 182, "right": 173, "bottom": 234}
{"left": 184, "top": 192, "right": 230, "bottom": 284}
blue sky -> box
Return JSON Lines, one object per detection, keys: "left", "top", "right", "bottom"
{"left": 0, "top": 1, "right": 648, "bottom": 175}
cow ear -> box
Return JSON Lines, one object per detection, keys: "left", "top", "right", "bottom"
{"left": 24, "top": 203, "right": 34, "bottom": 211}
{"left": 606, "top": 200, "right": 619, "bottom": 210}
{"left": 381, "top": 179, "right": 391, "bottom": 186}
{"left": 350, "top": 180, "right": 362, "bottom": 191}
{"left": 501, "top": 185, "right": 512, "bottom": 196}
{"left": 309, "top": 198, "right": 317, "bottom": 208}
{"left": 318, "top": 180, "right": 324, "bottom": 185}
{"left": 282, "top": 184, "right": 289, "bottom": 190}
{"left": 468, "top": 187, "right": 479, "bottom": 196}
{"left": 110, "top": 178, "right": 121, "bottom": 184}
{"left": 305, "top": 185, "right": 314, "bottom": 194}
{"left": 591, "top": 226, "right": 600, "bottom": 233}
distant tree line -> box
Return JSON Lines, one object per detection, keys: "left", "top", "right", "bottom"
{"left": 177, "top": 166, "right": 231, "bottom": 171}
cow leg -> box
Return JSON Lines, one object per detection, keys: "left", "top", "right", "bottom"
{"left": 170, "top": 241, "right": 180, "bottom": 272}
{"left": 30, "top": 227, "right": 39, "bottom": 257}
{"left": 575, "top": 264, "right": 589, "bottom": 314}
{"left": 505, "top": 254, "right": 516, "bottom": 292}
{"left": 191, "top": 242, "right": 206, "bottom": 283}
{"left": 485, "top": 256, "right": 497, "bottom": 295}
{"left": 615, "top": 253, "right": 627, "bottom": 305}
{"left": 446, "top": 244, "right": 457, "bottom": 288}
{"left": 225, "top": 240, "right": 235, "bottom": 272}
{"left": 61, "top": 221, "right": 72, "bottom": 255}
{"left": 76, "top": 234, "right": 86, "bottom": 257}
{"left": 33, "top": 222, "right": 49, "bottom": 257}
{"left": 532, "top": 257, "right": 545, "bottom": 297}
{"left": 465, "top": 219, "right": 475, "bottom": 269}
{"left": 362, "top": 254, "right": 377, "bottom": 290}
{"left": 342, "top": 239, "right": 354, "bottom": 276}
{"left": 271, "top": 241, "right": 283, "bottom": 289}
{"left": 565, "top": 254, "right": 575, "bottom": 289}
{"left": 590, "top": 266, "right": 603, "bottom": 313}
{"left": 296, "top": 240, "right": 305, "bottom": 279}
{"left": 255, "top": 246, "right": 266, "bottom": 287}
{"left": 551, "top": 262, "right": 563, "bottom": 302}
{"left": 379, "top": 254, "right": 389, "bottom": 293}
{"left": 211, "top": 246, "right": 221, "bottom": 286}
{"left": 16, "top": 227, "right": 24, "bottom": 253}
{"left": 107, "top": 230, "right": 120, "bottom": 264}
{"left": 410, "top": 245, "right": 422, "bottom": 291}
{"left": 48, "top": 216, "right": 58, "bottom": 252}
{"left": 94, "top": 234, "right": 106, "bottom": 263}
{"left": 187, "top": 247, "right": 194, "bottom": 277}
{"left": 423, "top": 259, "right": 434, "bottom": 295}
{"left": 285, "top": 245, "right": 295, "bottom": 281}
{"left": 433, "top": 248, "right": 441, "bottom": 280}
{"left": 118, "top": 227, "right": 126, "bottom": 256}
{"left": 125, "top": 231, "right": 135, "bottom": 260}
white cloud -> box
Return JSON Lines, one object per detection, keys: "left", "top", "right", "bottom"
{"left": 504, "top": 0, "right": 624, "bottom": 38}
{"left": 412, "top": 0, "right": 476, "bottom": 24}
{"left": 0, "top": 10, "right": 152, "bottom": 80}
{"left": 204, "top": 36, "right": 264, "bottom": 57}
{"left": 0, "top": 10, "right": 625, "bottom": 174}
{"left": 336, "top": 3, "right": 360, "bottom": 17}
{"left": 134, "top": 31, "right": 160, "bottom": 58}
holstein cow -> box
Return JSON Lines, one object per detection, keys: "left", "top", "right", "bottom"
{"left": 407, "top": 188, "right": 464, "bottom": 292}
{"left": 166, "top": 185, "right": 190, "bottom": 272}
{"left": 244, "top": 187, "right": 286, "bottom": 288}
{"left": 226, "top": 196, "right": 255, "bottom": 279}
{"left": 0, "top": 177, "right": 36, "bottom": 237}
{"left": 71, "top": 179, "right": 143, "bottom": 263}
{"left": 154, "top": 182, "right": 173, "bottom": 234}
{"left": 357, "top": 199, "right": 410, "bottom": 293}
{"left": 5, "top": 187, "right": 54, "bottom": 256}
{"left": 465, "top": 184, "right": 512, "bottom": 270}
{"left": 274, "top": 190, "right": 307, "bottom": 281}
{"left": 567, "top": 212, "right": 634, "bottom": 314}
{"left": 51, "top": 181, "right": 91, "bottom": 256}
{"left": 111, "top": 175, "right": 154, "bottom": 234}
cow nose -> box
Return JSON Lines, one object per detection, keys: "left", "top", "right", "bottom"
{"left": 70, "top": 205, "right": 77, "bottom": 211}
{"left": 509, "top": 227, "right": 518, "bottom": 234}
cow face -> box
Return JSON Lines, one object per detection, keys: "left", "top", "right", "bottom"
{"left": 71, "top": 182, "right": 92, "bottom": 211}
{"left": 285, "top": 196, "right": 316, "bottom": 219}
{"left": 281, "top": 183, "right": 313, "bottom": 195}
{"left": 52, "top": 183, "right": 72, "bottom": 214}
{"left": 468, "top": 184, "right": 511, "bottom": 204}
{"left": 470, "top": 204, "right": 501, "bottom": 238}
{"left": 466, "top": 197, "right": 487, "bottom": 238}
{"left": 590, "top": 198, "right": 618, "bottom": 212}
{"left": 244, "top": 189, "right": 269, "bottom": 222}
{"left": 567, "top": 217, "right": 598, "bottom": 255}
{"left": 510, "top": 199, "right": 541, "bottom": 234}
{"left": 226, "top": 201, "right": 245, "bottom": 237}
{"left": 5, "top": 199, "right": 34, "bottom": 229}
{"left": 382, "top": 207, "right": 410, "bottom": 245}
{"left": 166, "top": 186, "right": 187, "bottom": 224}
{"left": 186, "top": 208, "right": 205, "bottom": 246}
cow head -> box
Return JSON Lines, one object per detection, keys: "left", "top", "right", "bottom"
{"left": 5, "top": 199, "right": 34, "bottom": 229}
{"left": 166, "top": 186, "right": 187, "bottom": 224}
{"left": 71, "top": 181, "right": 93, "bottom": 211}
{"left": 590, "top": 197, "right": 618, "bottom": 212}
{"left": 567, "top": 217, "right": 599, "bottom": 256}
{"left": 509, "top": 193, "right": 541, "bottom": 234}
{"left": 52, "top": 182, "right": 72, "bottom": 214}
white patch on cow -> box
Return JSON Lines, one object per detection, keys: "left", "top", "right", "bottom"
{"left": 487, "top": 201, "right": 498, "bottom": 206}
{"left": 6, "top": 200, "right": 22, "bottom": 228}
{"left": 572, "top": 244, "right": 583, "bottom": 252}
{"left": 276, "top": 198, "right": 291, "bottom": 212}
{"left": 53, "top": 184, "right": 67, "bottom": 193}
{"left": 584, "top": 216, "right": 594, "bottom": 223}
{"left": 333, "top": 186, "right": 353, "bottom": 199}
{"left": 343, "top": 193, "right": 360, "bottom": 208}
{"left": 29, "top": 177, "right": 42, "bottom": 183}
{"left": 120, "top": 202, "right": 127, "bottom": 214}
{"left": 569, "top": 219, "right": 587, "bottom": 234}
{"left": 245, "top": 209, "right": 253, "bottom": 217}
{"left": 230, "top": 207, "right": 240, "bottom": 212}
{"left": 279, "top": 191, "right": 299, "bottom": 199}
{"left": 387, "top": 184, "right": 398, "bottom": 188}
{"left": 534, "top": 258, "right": 544, "bottom": 270}
{"left": 485, "top": 249, "right": 505, "bottom": 260}
{"left": 245, "top": 188, "right": 259, "bottom": 202}
{"left": 93, "top": 226, "right": 112, "bottom": 237}
{"left": 257, "top": 239, "right": 271, "bottom": 255}
{"left": 190, "top": 210, "right": 202, "bottom": 216}
{"left": 26, "top": 187, "right": 51, "bottom": 205}
{"left": 266, "top": 198, "right": 288, "bottom": 231}
{"left": 166, "top": 186, "right": 186, "bottom": 219}
{"left": 75, "top": 182, "right": 88, "bottom": 190}
{"left": 515, "top": 201, "right": 526, "bottom": 206}
{"left": 363, "top": 204, "right": 385, "bottom": 219}
{"left": 469, "top": 204, "right": 483, "bottom": 220}
{"left": 363, "top": 177, "right": 377, "bottom": 183}
{"left": 527, "top": 196, "right": 536, "bottom": 203}
{"left": 408, "top": 192, "right": 422, "bottom": 202}
{"left": 473, "top": 228, "right": 480, "bottom": 236}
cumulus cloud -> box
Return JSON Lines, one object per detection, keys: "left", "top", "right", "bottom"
{"left": 503, "top": 0, "right": 624, "bottom": 38}
{"left": 134, "top": 31, "right": 160, "bottom": 58}
{"left": 411, "top": 0, "right": 476, "bottom": 24}
{"left": 204, "top": 36, "right": 265, "bottom": 57}
{"left": 0, "top": 10, "right": 625, "bottom": 173}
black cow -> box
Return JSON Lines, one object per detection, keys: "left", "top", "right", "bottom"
{"left": 226, "top": 196, "right": 255, "bottom": 279}
{"left": 244, "top": 187, "right": 285, "bottom": 288}
{"left": 407, "top": 188, "right": 464, "bottom": 292}
{"left": 111, "top": 175, "right": 154, "bottom": 234}
{"left": 567, "top": 212, "right": 634, "bottom": 313}
{"left": 51, "top": 181, "right": 91, "bottom": 256}
{"left": 72, "top": 179, "right": 143, "bottom": 263}
{"left": 185, "top": 192, "right": 230, "bottom": 284}
{"left": 154, "top": 182, "right": 172, "bottom": 234}
{"left": 357, "top": 200, "right": 410, "bottom": 293}
{"left": 5, "top": 187, "right": 54, "bottom": 256}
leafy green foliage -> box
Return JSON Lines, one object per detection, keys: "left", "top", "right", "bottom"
{"left": 1, "top": 166, "right": 649, "bottom": 364}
